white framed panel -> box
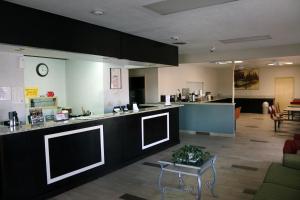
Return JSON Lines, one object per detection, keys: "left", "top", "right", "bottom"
{"left": 44, "top": 125, "right": 105, "bottom": 184}
{"left": 141, "top": 112, "right": 169, "bottom": 150}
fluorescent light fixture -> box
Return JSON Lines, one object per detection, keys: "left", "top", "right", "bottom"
{"left": 285, "top": 62, "right": 293, "bottom": 65}
{"left": 216, "top": 61, "right": 232, "bottom": 64}
{"left": 234, "top": 61, "right": 243, "bottom": 64}
{"left": 268, "top": 61, "right": 293, "bottom": 66}
{"left": 144, "top": 0, "right": 238, "bottom": 15}
{"left": 219, "top": 35, "right": 272, "bottom": 44}
{"left": 214, "top": 60, "right": 243, "bottom": 64}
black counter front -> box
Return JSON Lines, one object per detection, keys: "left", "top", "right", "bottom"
{"left": 0, "top": 106, "right": 180, "bottom": 200}
{"left": 209, "top": 97, "right": 274, "bottom": 113}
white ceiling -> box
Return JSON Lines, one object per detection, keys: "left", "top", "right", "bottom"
{"left": 200, "top": 55, "right": 300, "bottom": 68}
{"left": 5, "top": 0, "right": 300, "bottom": 63}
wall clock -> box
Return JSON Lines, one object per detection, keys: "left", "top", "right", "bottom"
{"left": 36, "top": 63, "right": 49, "bottom": 77}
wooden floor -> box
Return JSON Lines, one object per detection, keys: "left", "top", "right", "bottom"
{"left": 51, "top": 113, "right": 300, "bottom": 200}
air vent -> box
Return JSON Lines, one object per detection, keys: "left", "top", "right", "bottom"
{"left": 143, "top": 0, "right": 238, "bottom": 15}
{"left": 219, "top": 35, "right": 272, "bottom": 44}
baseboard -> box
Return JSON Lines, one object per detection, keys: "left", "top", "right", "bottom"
{"left": 179, "top": 130, "right": 196, "bottom": 134}
{"left": 209, "top": 132, "right": 235, "bottom": 137}
{"left": 180, "top": 130, "right": 235, "bottom": 137}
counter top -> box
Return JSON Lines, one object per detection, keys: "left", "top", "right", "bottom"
{"left": 176, "top": 101, "right": 234, "bottom": 106}
{"left": 155, "top": 97, "right": 234, "bottom": 106}
{"left": 0, "top": 104, "right": 182, "bottom": 136}
{"left": 235, "top": 96, "right": 275, "bottom": 99}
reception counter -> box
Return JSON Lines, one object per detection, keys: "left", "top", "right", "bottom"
{"left": 0, "top": 105, "right": 180, "bottom": 200}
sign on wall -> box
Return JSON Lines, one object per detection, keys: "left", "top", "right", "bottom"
{"left": 25, "top": 87, "right": 39, "bottom": 98}
{"left": 110, "top": 68, "right": 122, "bottom": 89}
{"left": 0, "top": 86, "right": 11, "bottom": 101}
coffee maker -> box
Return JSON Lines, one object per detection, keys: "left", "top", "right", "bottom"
{"left": 8, "top": 111, "right": 19, "bottom": 127}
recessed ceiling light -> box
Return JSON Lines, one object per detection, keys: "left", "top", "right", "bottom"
{"left": 170, "top": 36, "right": 179, "bottom": 41}
{"left": 91, "top": 9, "right": 104, "bottom": 16}
{"left": 268, "top": 63, "right": 275, "bottom": 66}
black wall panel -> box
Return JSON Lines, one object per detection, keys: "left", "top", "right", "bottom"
{"left": 121, "top": 33, "right": 178, "bottom": 66}
{"left": 48, "top": 130, "right": 102, "bottom": 178}
{"left": 235, "top": 98, "right": 274, "bottom": 113}
{"left": 209, "top": 98, "right": 275, "bottom": 114}
{"left": 0, "top": 1, "right": 178, "bottom": 66}
{"left": 143, "top": 115, "right": 168, "bottom": 146}
{"left": 0, "top": 1, "right": 121, "bottom": 58}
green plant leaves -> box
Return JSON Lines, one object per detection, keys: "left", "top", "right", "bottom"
{"left": 171, "top": 145, "right": 211, "bottom": 166}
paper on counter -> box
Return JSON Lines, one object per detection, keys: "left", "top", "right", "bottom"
{"left": 165, "top": 95, "right": 171, "bottom": 106}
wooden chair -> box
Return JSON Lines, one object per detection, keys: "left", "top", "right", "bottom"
{"left": 235, "top": 106, "right": 242, "bottom": 130}
{"left": 269, "top": 106, "right": 284, "bottom": 132}
{"left": 275, "top": 102, "right": 288, "bottom": 118}
{"left": 235, "top": 106, "right": 241, "bottom": 119}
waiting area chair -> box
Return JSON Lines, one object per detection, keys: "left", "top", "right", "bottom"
{"left": 235, "top": 106, "right": 242, "bottom": 130}
{"left": 253, "top": 135, "right": 300, "bottom": 200}
{"left": 268, "top": 106, "right": 284, "bottom": 132}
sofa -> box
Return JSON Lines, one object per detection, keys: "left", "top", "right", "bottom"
{"left": 253, "top": 137, "right": 300, "bottom": 200}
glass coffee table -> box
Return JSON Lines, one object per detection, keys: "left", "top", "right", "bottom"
{"left": 158, "top": 155, "right": 217, "bottom": 200}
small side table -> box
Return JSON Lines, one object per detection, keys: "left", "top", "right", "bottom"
{"left": 158, "top": 155, "right": 217, "bottom": 200}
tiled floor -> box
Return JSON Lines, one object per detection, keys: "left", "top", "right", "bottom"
{"left": 51, "top": 113, "right": 299, "bottom": 200}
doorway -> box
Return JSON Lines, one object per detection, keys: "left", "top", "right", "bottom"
{"left": 129, "top": 76, "right": 145, "bottom": 105}
{"left": 275, "top": 77, "right": 294, "bottom": 110}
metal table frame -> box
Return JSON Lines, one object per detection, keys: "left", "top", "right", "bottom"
{"left": 284, "top": 107, "right": 300, "bottom": 120}
{"left": 158, "top": 155, "right": 217, "bottom": 200}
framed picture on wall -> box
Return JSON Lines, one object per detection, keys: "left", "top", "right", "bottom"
{"left": 235, "top": 68, "right": 259, "bottom": 90}
{"left": 110, "top": 68, "right": 122, "bottom": 89}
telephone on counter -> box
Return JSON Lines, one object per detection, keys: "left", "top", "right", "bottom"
{"left": 113, "top": 106, "right": 121, "bottom": 113}
{"left": 7, "top": 111, "right": 19, "bottom": 127}
{"left": 113, "top": 105, "right": 129, "bottom": 113}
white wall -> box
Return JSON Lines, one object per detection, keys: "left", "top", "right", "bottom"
{"left": 24, "top": 57, "right": 67, "bottom": 106}
{"left": 24, "top": 57, "right": 130, "bottom": 115}
{"left": 216, "top": 67, "right": 234, "bottom": 97}
{"left": 0, "top": 53, "right": 26, "bottom": 122}
{"left": 65, "top": 60, "right": 104, "bottom": 115}
{"left": 158, "top": 64, "right": 219, "bottom": 98}
{"left": 103, "top": 60, "right": 129, "bottom": 113}
{"left": 213, "top": 65, "right": 300, "bottom": 98}
{"left": 235, "top": 65, "right": 300, "bottom": 98}
{"left": 129, "top": 68, "right": 158, "bottom": 103}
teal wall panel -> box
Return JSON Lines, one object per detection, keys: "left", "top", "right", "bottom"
{"left": 179, "top": 104, "right": 235, "bottom": 134}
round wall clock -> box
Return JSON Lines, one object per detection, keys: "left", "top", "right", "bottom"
{"left": 36, "top": 63, "right": 49, "bottom": 77}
